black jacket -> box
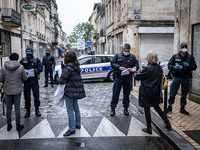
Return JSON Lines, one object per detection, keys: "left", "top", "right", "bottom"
{"left": 168, "top": 52, "right": 197, "bottom": 78}
{"left": 135, "top": 64, "right": 163, "bottom": 108}
{"left": 57, "top": 62, "right": 86, "bottom": 99}
{"left": 111, "top": 52, "right": 139, "bottom": 77}
{"left": 42, "top": 54, "right": 56, "bottom": 69}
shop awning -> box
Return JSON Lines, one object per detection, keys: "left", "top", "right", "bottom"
{"left": 56, "top": 46, "right": 64, "bottom": 51}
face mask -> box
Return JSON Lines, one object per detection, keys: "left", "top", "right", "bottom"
{"left": 46, "top": 53, "right": 50, "bottom": 56}
{"left": 123, "top": 51, "right": 130, "bottom": 56}
{"left": 181, "top": 48, "right": 187, "bottom": 53}
{"left": 26, "top": 54, "right": 33, "bottom": 59}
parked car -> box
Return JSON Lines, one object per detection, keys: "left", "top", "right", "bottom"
{"left": 159, "top": 60, "right": 173, "bottom": 79}
{"left": 54, "top": 54, "right": 115, "bottom": 82}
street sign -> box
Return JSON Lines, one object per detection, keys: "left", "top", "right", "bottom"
{"left": 22, "top": 3, "right": 36, "bottom": 11}
{"left": 77, "top": 39, "right": 85, "bottom": 50}
{"left": 86, "top": 41, "right": 92, "bottom": 46}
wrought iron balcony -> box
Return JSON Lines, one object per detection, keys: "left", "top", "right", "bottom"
{"left": 1, "top": 8, "right": 21, "bottom": 27}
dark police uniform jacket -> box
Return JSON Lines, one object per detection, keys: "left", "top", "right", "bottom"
{"left": 111, "top": 52, "right": 139, "bottom": 78}
{"left": 168, "top": 52, "right": 197, "bottom": 78}
{"left": 20, "top": 57, "right": 43, "bottom": 79}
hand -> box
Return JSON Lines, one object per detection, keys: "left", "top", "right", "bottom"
{"left": 55, "top": 71, "right": 58, "bottom": 74}
{"left": 174, "top": 66, "right": 179, "bottom": 70}
{"left": 119, "top": 67, "right": 125, "bottom": 71}
{"left": 128, "top": 68, "right": 136, "bottom": 72}
{"left": 52, "top": 68, "right": 55, "bottom": 72}
{"left": 183, "top": 62, "right": 189, "bottom": 67}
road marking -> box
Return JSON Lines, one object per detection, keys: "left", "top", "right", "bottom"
{"left": 127, "top": 116, "right": 159, "bottom": 136}
{"left": 0, "top": 122, "right": 19, "bottom": 140}
{"left": 57, "top": 125, "right": 90, "bottom": 138}
{"left": 93, "top": 117, "right": 125, "bottom": 137}
{"left": 21, "top": 119, "right": 55, "bottom": 139}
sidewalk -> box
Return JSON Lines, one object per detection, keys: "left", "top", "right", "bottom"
{"left": 131, "top": 81, "right": 200, "bottom": 150}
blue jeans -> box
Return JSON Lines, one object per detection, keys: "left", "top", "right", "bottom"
{"left": 168, "top": 77, "right": 190, "bottom": 106}
{"left": 65, "top": 96, "right": 81, "bottom": 132}
{"left": 5, "top": 94, "right": 21, "bottom": 125}
{"left": 110, "top": 76, "right": 132, "bottom": 109}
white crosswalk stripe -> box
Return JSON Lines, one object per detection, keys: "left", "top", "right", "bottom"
{"left": 0, "top": 121, "right": 19, "bottom": 140}
{"left": 0, "top": 116, "right": 160, "bottom": 140}
{"left": 127, "top": 117, "right": 159, "bottom": 136}
{"left": 21, "top": 119, "right": 55, "bottom": 139}
{"left": 93, "top": 117, "right": 125, "bottom": 137}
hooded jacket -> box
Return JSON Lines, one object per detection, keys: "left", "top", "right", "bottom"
{"left": 57, "top": 62, "right": 86, "bottom": 99}
{"left": 0, "top": 61, "right": 28, "bottom": 95}
{"left": 135, "top": 64, "right": 163, "bottom": 108}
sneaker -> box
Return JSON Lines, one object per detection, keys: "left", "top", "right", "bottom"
{"left": 142, "top": 128, "right": 152, "bottom": 134}
{"left": 124, "top": 108, "right": 129, "bottom": 116}
{"left": 16, "top": 124, "right": 24, "bottom": 131}
{"left": 7, "top": 124, "right": 12, "bottom": 131}
{"left": 110, "top": 109, "right": 115, "bottom": 117}
{"left": 63, "top": 130, "right": 75, "bottom": 136}
{"left": 167, "top": 105, "right": 172, "bottom": 113}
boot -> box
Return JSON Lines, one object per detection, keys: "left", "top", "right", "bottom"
{"left": 142, "top": 128, "right": 152, "bottom": 134}
{"left": 167, "top": 105, "right": 172, "bottom": 113}
{"left": 24, "top": 109, "right": 30, "bottom": 118}
{"left": 164, "top": 120, "right": 172, "bottom": 131}
{"left": 43, "top": 84, "right": 48, "bottom": 88}
{"left": 35, "top": 108, "right": 41, "bottom": 117}
{"left": 180, "top": 106, "right": 189, "bottom": 115}
{"left": 16, "top": 124, "right": 24, "bottom": 131}
{"left": 124, "top": 108, "right": 129, "bottom": 116}
{"left": 7, "top": 124, "right": 12, "bottom": 131}
{"left": 110, "top": 109, "right": 115, "bottom": 117}
{"left": 51, "top": 84, "right": 54, "bottom": 87}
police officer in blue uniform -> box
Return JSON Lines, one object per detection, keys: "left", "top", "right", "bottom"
{"left": 110, "top": 44, "right": 139, "bottom": 116}
{"left": 20, "top": 48, "right": 43, "bottom": 118}
{"left": 42, "top": 49, "right": 55, "bottom": 87}
{"left": 167, "top": 42, "right": 197, "bottom": 115}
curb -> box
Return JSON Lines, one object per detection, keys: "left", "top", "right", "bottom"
{"left": 130, "top": 92, "right": 197, "bottom": 150}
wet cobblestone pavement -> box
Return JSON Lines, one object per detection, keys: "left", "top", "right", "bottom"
{"left": 0, "top": 73, "right": 141, "bottom": 120}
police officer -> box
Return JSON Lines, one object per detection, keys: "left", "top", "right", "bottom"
{"left": 20, "top": 48, "right": 43, "bottom": 118}
{"left": 42, "top": 49, "right": 55, "bottom": 87}
{"left": 110, "top": 44, "right": 139, "bottom": 116}
{"left": 167, "top": 42, "right": 197, "bottom": 115}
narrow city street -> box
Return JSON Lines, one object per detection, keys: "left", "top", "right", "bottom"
{"left": 0, "top": 74, "right": 173, "bottom": 150}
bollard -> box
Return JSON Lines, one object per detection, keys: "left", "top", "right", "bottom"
{"left": 164, "top": 81, "right": 168, "bottom": 115}
{"left": 133, "top": 72, "right": 137, "bottom": 86}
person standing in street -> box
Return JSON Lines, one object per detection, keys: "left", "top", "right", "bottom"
{"left": 0, "top": 53, "right": 27, "bottom": 131}
{"left": 56, "top": 51, "right": 86, "bottom": 136}
{"left": 110, "top": 44, "right": 139, "bottom": 117}
{"left": 135, "top": 51, "right": 172, "bottom": 134}
{"left": 20, "top": 48, "right": 43, "bottom": 118}
{"left": 167, "top": 42, "right": 197, "bottom": 115}
{"left": 42, "top": 49, "right": 56, "bottom": 87}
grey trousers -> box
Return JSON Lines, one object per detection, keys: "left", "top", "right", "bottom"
{"left": 5, "top": 94, "right": 21, "bottom": 125}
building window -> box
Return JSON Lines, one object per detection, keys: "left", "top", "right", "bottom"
{"left": 0, "top": 30, "right": 11, "bottom": 57}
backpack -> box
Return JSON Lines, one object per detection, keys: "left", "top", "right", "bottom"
{"left": 162, "top": 73, "right": 168, "bottom": 90}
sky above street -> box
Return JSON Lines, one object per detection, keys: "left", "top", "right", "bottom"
{"left": 56, "top": 0, "right": 101, "bottom": 36}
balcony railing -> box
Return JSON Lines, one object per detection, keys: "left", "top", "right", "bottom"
{"left": 1, "top": 8, "right": 21, "bottom": 26}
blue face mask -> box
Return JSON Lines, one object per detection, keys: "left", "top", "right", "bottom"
{"left": 26, "top": 54, "right": 33, "bottom": 59}
{"left": 123, "top": 51, "right": 130, "bottom": 56}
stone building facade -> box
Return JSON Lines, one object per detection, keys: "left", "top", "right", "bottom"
{"left": 105, "top": 0, "right": 175, "bottom": 66}
{"left": 174, "top": 0, "right": 200, "bottom": 97}
{"left": 0, "top": 0, "right": 21, "bottom": 65}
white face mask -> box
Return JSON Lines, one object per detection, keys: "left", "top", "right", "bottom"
{"left": 181, "top": 48, "right": 188, "bottom": 53}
